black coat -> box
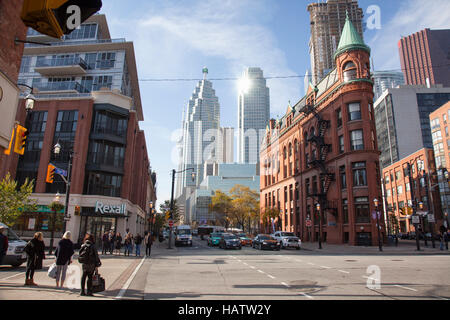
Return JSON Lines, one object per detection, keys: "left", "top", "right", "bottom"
{"left": 25, "top": 238, "right": 45, "bottom": 270}
{"left": 55, "top": 239, "right": 74, "bottom": 266}
{"left": 79, "top": 240, "right": 101, "bottom": 272}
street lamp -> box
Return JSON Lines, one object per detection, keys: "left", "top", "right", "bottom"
{"left": 316, "top": 203, "right": 322, "bottom": 250}
{"left": 53, "top": 142, "right": 74, "bottom": 234}
{"left": 373, "top": 198, "right": 383, "bottom": 251}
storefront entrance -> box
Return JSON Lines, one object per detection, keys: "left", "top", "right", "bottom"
{"left": 79, "top": 216, "right": 118, "bottom": 247}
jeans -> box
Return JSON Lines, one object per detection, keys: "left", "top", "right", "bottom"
{"left": 441, "top": 241, "right": 445, "bottom": 250}
{"left": 146, "top": 245, "right": 151, "bottom": 256}
{"left": 135, "top": 244, "right": 141, "bottom": 256}
{"left": 124, "top": 244, "right": 132, "bottom": 256}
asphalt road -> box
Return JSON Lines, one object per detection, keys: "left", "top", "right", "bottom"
{"left": 123, "top": 237, "right": 450, "bottom": 300}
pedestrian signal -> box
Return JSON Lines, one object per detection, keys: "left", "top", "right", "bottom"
{"left": 13, "top": 125, "right": 28, "bottom": 155}
{"left": 46, "top": 164, "right": 56, "bottom": 183}
{"left": 21, "top": 0, "right": 102, "bottom": 39}
{"left": 74, "top": 205, "right": 81, "bottom": 216}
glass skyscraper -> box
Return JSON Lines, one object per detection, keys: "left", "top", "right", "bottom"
{"left": 237, "top": 67, "right": 270, "bottom": 164}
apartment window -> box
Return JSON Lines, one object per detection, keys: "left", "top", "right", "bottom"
{"left": 93, "top": 76, "right": 113, "bottom": 91}
{"left": 343, "top": 61, "right": 357, "bottom": 81}
{"left": 446, "top": 127, "right": 449, "bottom": 137}
{"left": 384, "top": 174, "right": 390, "bottom": 184}
{"left": 405, "top": 183, "right": 411, "bottom": 192}
{"left": 336, "top": 108, "right": 343, "bottom": 127}
{"left": 342, "top": 199, "right": 349, "bottom": 224}
{"left": 312, "top": 176, "right": 318, "bottom": 194}
{"left": 20, "top": 56, "right": 32, "bottom": 73}
{"left": 305, "top": 179, "right": 310, "bottom": 196}
{"left": 340, "top": 166, "right": 347, "bottom": 189}
{"left": 339, "top": 135, "right": 345, "bottom": 153}
{"left": 355, "top": 197, "right": 370, "bottom": 223}
{"left": 350, "top": 130, "right": 364, "bottom": 150}
{"left": 386, "top": 189, "right": 391, "bottom": 197}
{"left": 352, "top": 162, "right": 367, "bottom": 187}
{"left": 395, "top": 171, "right": 401, "bottom": 180}
{"left": 96, "top": 52, "right": 116, "bottom": 69}
{"left": 348, "top": 103, "right": 362, "bottom": 121}
{"left": 85, "top": 53, "right": 97, "bottom": 69}
{"left": 85, "top": 172, "right": 122, "bottom": 197}
{"left": 295, "top": 183, "right": 299, "bottom": 201}
{"left": 64, "top": 23, "right": 97, "bottom": 40}
{"left": 397, "top": 185, "right": 403, "bottom": 195}
{"left": 444, "top": 114, "right": 447, "bottom": 124}
{"left": 81, "top": 76, "right": 93, "bottom": 92}
{"left": 431, "top": 118, "right": 440, "bottom": 130}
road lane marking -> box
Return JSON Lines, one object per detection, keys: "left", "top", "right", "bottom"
{"left": 307, "top": 263, "right": 315, "bottom": 266}
{"left": 299, "top": 292, "right": 314, "bottom": 299}
{"left": 0, "top": 272, "right": 25, "bottom": 281}
{"left": 320, "top": 266, "right": 331, "bottom": 269}
{"left": 115, "top": 256, "right": 146, "bottom": 300}
{"left": 267, "top": 274, "right": 276, "bottom": 279}
{"left": 281, "top": 282, "right": 290, "bottom": 288}
{"left": 432, "top": 296, "right": 449, "bottom": 300}
{"left": 249, "top": 266, "right": 256, "bottom": 269}
{"left": 394, "top": 285, "right": 418, "bottom": 292}
{"left": 338, "top": 270, "right": 350, "bottom": 274}
{"left": 257, "top": 270, "right": 265, "bottom": 274}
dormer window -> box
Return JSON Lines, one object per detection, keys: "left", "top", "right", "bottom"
{"left": 343, "top": 61, "right": 357, "bottom": 82}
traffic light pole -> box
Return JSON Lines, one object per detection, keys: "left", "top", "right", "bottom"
{"left": 407, "top": 163, "right": 421, "bottom": 251}
{"left": 62, "top": 151, "right": 73, "bottom": 233}
{"left": 168, "top": 169, "right": 176, "bottom": 249}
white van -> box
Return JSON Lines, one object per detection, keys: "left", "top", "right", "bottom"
{"left": 175, "top": 225, "right": 192, "bottom": 247}
{"left": 0, "top": 223, "right": 27, "bottom": 267}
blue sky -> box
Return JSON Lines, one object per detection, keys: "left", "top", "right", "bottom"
{"left": 98, "top": 0, "right": 450, "bottom": 206}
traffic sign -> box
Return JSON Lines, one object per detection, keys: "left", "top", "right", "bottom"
{"left": 306, "top": 220, "right": 312, "bottom": 227}
{"left": 411, "top": 215, "right": 420, "bottom": 224}
{"left": 168, "top": 219, "right": 174, "bottom": 227}
{"left": 427, "top": 214, "right": 435, "bottom": 223}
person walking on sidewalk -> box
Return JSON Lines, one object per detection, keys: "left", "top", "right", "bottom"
{"left": 54, "top": 231, "right": 75, "bottom": 288}
{"left": 134, "top": 233, "right": 143, "bottom": 257}
{"left": 0, "top": 226, "right": 8, "bottom": 266}
{"left": 115, "top": 232, "right": 122, "bottom": 255}
{"left": 24, "top": 232, "right": 45, "bottom": 286}
{"left": 144, "top": 231, "right": 153, "bottom": 257}
{"left": 109, "top": 230, "right": 116, "bottom": 255}
{"left": 124, "top": 233, "right": 132, "bottom": 256}
{"left": 78, "top": 233, "right": 101, "bottom": 296}
{"left": 102, "top": 231, "right": 109, "bottom": 255}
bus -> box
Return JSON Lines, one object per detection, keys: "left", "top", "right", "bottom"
{"left": 197, "top": 225, "right": 225, "bottom": 240}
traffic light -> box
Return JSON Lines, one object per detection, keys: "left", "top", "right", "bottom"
{"left": 74, "top": 205, "right": 81, "bottom": 216}
{"left": 46, "top": 164, "right": 56, "bottom": 183}
{"left": 21, "top": 0, "right": 103, "bottom": 39}
{"left": 406, "top": 207, "right": 413, "bottom": 215}
{"left": 165, "top": 210, "right": 171, "bottom": 220}
{"left": 13, "top": 125, "right": 28, "bottom": 155}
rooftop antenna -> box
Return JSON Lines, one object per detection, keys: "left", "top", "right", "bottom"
{"left": 202, "top": 67, "right": 208, "bottom": 80}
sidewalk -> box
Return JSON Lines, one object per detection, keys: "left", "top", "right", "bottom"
{"left": 0, "top": 240, "right": 168, "bottom": 300}
{"left": 300, "top": 240, "right": 450, "bottom": 255}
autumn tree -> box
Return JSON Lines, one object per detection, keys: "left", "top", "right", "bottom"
{"left": 261, "top": 207, "right": 282, "bottom": 233}
{"left": 209, "top": 190, "right": 233, "bottom": 228}
{"left": 0, "top": 173, "right": 37, "bottom": 227}
{"left": 230, "top": 185, "right": 260, "bottom": 234}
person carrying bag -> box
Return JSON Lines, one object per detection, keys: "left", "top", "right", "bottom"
{"left": 78, "top": 233, "right": 101, "bottom": 296}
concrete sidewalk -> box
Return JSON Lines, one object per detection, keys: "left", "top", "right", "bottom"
{"left": 300, "top": 240, "right": 450, "bottom": 255}
{"left": 0, "top": 241, "right": 168, "bottom": 300}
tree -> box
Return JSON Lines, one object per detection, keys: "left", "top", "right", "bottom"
{"left": 0, "top": 173, "right": 37, "bottom": 227}
{"left": 229, "top": 185, "right": 260, "bottom": 234}
{"left": 262, "top": 207, "right": 281, "bottom": 233}
{"left": 160, "top": 200, "right": 180, "bottom": 223}
{"left": 209, "top": 191, "right": 233, "bottom": 228}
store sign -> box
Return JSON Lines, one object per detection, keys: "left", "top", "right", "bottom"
{"left": 95, "top": 201, "right": 126, "bottom": 215}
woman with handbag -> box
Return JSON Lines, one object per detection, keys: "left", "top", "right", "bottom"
{"left": 24, "top": 232, "right": 45, "bottom": 286}
{"left": 78, "top": 233, "right": 101, "bottom": 296}
{"left": 54, "top": 231, "right": 75, "bottom": 288}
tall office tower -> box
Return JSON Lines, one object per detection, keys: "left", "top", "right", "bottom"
{"left": 373, "top": 71, "right": 404, "bottom": 101}
{"left": 308, "top": 0, "right": 364, "bottom": 84}
{"left": 179, "top": 68, "right": 220, "bottom": 191}
{"left": 217, "top": 127, "right": 234, "bottom": 164}
{"left": 398, "top": 28, "right": 450, "bottom": 88}
{"left": 237, "top": 67, "right": 270, "bottom": 164}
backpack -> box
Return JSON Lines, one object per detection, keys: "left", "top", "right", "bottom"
{"left": 78, "top": 244, "right": 94, "bottom": 264}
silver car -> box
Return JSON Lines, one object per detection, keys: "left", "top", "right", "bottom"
{"left": 271, "top": 231, "right": 301, "bottom": 250}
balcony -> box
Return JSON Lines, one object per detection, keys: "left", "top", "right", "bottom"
{"left": 34, "top": 81, "right": 90, "bottom": 94}
{"left": 34, "top": 57, "right": 88, "bottom": 76}
{"left": 26, "top": 28, "right": 62, "bottom": 43}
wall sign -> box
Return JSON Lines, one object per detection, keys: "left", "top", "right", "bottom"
{"left": 95, "top": 201, "right": 127, "bottom": 215}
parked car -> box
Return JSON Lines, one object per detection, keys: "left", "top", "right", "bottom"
{"left": 192, "top": 229, "right": 198, "bottom": 236}
{"left": 163, "top": 230, "right": 169, "bottom": 239}
{"left": 252, "top": 234, "right": 280, "bottom": 251}
{"left": 236, "top": 233, "right": 252, "bottom": 246}
{"left": 271, "top": 231, "right": 301, "bottom": 250}
{"left": 219, "top": 233, "right": 242, "bottom": 250}
{"left": 0, "top": 222, "right": 27, "bottom": 268}
{"left": 207, "top": 232, "right": 224, "bottom": 247}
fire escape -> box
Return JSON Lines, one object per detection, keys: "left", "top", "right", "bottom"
{"left": 301, "top": 103, "right": 337, "bottom": 215}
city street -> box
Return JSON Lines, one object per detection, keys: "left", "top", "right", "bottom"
{"left": 0, "top": 237, "right": 449, "bottom": 300}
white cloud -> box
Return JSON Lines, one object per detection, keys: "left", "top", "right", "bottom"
{"left": 369, "top": 0, "right": 450, "bottom": 70}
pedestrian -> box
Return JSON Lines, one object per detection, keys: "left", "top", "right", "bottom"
{"left": 24, "top": 232, "right": 45, "bottom": 286}
{"left": 124, "top": 233, "right": 132, "bottom": 256}
{"left": 78, "top": 233, "right": 101, "bottom": 296}
{"left": 102, "top": 231, "right": 109, "bottom": 255}
{"left": 144, "top": 231, "right": 153, "bottom": 257}
{"left": 134, "top": 233, "right": 142, "bottom": 257}
{"left": 115, "top": 232, "right": 122, "bottom": 255}
{"left": 0, "top": 226, "right": 8, "bottom": 266}
{"left": 54, "top": 231, "right": 75, "bottom": 288}
{"left": 109, "top": 230, "right": 115, "bottom": 255}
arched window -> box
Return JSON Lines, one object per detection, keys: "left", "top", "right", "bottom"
{"left": 283, "top": 147, "right": 287, "bottom": 159}
{"left": 294, "top": 139, "right": 298, "bottom": 153}
{"left": 343, "top": 61, "right": 357, "bottom": 82}
{"left": 289, "top": 143, "right": 292, "bottom": 157}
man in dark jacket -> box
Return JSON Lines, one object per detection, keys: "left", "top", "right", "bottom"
{"left": 79, "top": 234, "right": 101, "bottom": 296}
{"left": 0, "top": 226, "right": 8, "bottom": 265}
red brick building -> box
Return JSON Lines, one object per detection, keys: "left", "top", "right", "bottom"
{"left": 382, "top": 148, "right": 442, "bottom": 234}
{"left": 0, "top": 0, "right": 27, "bottom": 167}
{"left": 398, "top": 28, "right": 450, "bottom": 88}
{"left": 260, "top": 15, "right": 384, "bottom": 246}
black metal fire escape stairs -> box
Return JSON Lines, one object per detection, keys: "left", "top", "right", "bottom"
{"left": 301, "top": 104, "right": 337, "bottom": 215}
